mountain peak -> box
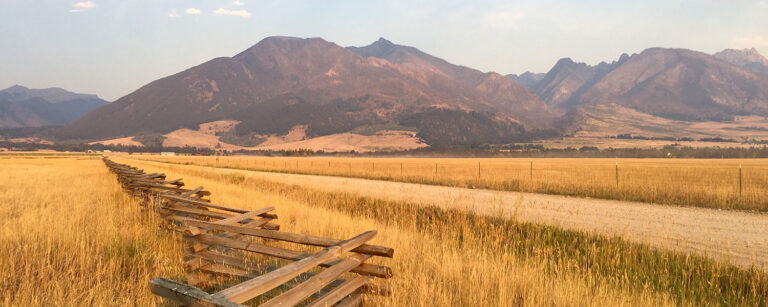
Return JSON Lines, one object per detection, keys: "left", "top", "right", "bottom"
{"left": 618, "top": 53, "right": 630, "bottom": 62}
{"left": 258, "top": 36, "right": 317, "bottom": 44}
{"left": 550, "top": 57, "right": 590, "bottom": 72}
{"left": 236, "top": 36, "right": 336, "bottom": 58}
{"left": 712, "top": 47, "right": 768, "bottom": 74}
{"left": 4, "top": 84, "right": 29, "bottom": 92}
{"left": 347, "top": 37, "right": 404, "bottom": 59}
{"left": 373, "top": 37, "right": 395, "bottom": 47}
{"left": 713, "top": 48, "right": 768, "bottom": 64}
{"left": 554, "top": 57, "right": 576, "bottom": 65}
{"left": 347, "top": 37, "right": 503, "bottom": 85}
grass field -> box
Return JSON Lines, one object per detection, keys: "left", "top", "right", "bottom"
{"left": 0, "top": 156, "right": 185, "bottom": 305}
{"left": 116, "top": 157, "right": 767, "bottom": 306}
{"left": 3, "top": 155, "right": 766, "bottom": 305}
{"left": 129, "top": 155, "right": 768, "bottom": 211}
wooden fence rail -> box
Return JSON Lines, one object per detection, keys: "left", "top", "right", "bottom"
{"left": 102, "top": 158, "right": 393, "bottom": 306}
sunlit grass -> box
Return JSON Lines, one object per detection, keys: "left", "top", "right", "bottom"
{"left": 127, "top": 155, "right": 768, "bottom": 211}
{"left": 0, "top": 157, "right": 185, "bottom": 305}
{"left": 120, "top": 157, "right": 768, "bottom": 306}
{"left": 3, "top": 155, "right": 763, "bottom": 305}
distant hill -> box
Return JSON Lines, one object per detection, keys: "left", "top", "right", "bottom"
{"left": 60, "top": 36, "right": 553, "bottom": 146}
{"left": 548, "top": 48, "right": 768, "bottom": 137}
{"left": 713, "top": 48, "right": 768, "bottom": 75}
{"left": 0, "top": 85, "right": 108, "bottom": 128}
{"left": 577, "top": 48, "right": 768, "bottom": 121}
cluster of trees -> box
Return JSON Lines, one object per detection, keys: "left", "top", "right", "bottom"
{"left": 0, "top": 141, "right": 217, "bottom": 155}
{"left": 5, "top": 138, "right": 768, "bottom": 159}
{"left": 615, "top": 134, "right": 744, "bottom": 143}
{"left": 359, "top": 144, "right": 768, "bottom": 159}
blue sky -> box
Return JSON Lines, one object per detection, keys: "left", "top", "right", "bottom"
{"left": 1, "top": 0, "right": 767, "bottom": 101}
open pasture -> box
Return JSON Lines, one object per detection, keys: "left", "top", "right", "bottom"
{"left": 115, "top": 157, "right": 768, "bottom": 306}
{"left": 131, "top": 155, "right": 768, "bottom": 211}
{"left": 2, "top": 155, "right": 766, "bottom": 306}
{"left": 0, "top": 156, "right": 185, "bottom": 305}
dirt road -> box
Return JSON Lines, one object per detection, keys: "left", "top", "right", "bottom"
{"left": 130, "top": 159, "right": 768, "bottom": 271}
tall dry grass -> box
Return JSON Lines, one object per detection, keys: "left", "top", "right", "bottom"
{"left": 3, "top": 155, "right": 764, "bottom": 305}
{"left": 0, "top": 157, "right": 185, "bottom": 305}
{"left": 129, "top": 156, "right": 768, "bottom": 211}
{"left": 119, "top": 157, "right": 768, "bottom": 306}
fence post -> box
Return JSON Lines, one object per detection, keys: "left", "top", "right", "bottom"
{"left": 478, "top": 162, "right": 481, "bottom": 180}
{"left": 400, "top": 162, "right": 403, "bottom": 176}
{"left": 615, "top": 160, "right": 619, "bottom": 186}
{"left": 739, "top": 164, "right": 743, "bottom": 197}
{"left": 435, "top": 163, "right": 438, "bottom": 178}
{"left": 530, "top": 160, "right": 533, "bottom": 180}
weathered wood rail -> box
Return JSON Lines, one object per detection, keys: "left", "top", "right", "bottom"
{"left": 103, "top": 158, "right": 393, "bottom": 306}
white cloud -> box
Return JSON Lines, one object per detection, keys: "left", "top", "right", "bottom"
{"left": 69, "top": 1, "right": 95, "bottom": 12}
{"left": 72, "top": 1, "right": 95, "bottom": 9}
{"left": 168, "top": 10, "right": 179, "bottom": 18}
{"left": 213, "top": 8, "right": 251, "bottom": 18}
{"left": 186, "top": 8, "right": 201, "bottom": 15}
{"left": 232, "top": 1, "right": 245, "bottom": 6}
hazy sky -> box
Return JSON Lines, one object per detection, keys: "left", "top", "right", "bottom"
{"left": 1, "top": 0, "right": 767, "bottom": 101}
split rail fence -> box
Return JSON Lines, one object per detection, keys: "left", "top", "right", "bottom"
{"left": 103, "top": 158, "right": 393, "bottom": 306}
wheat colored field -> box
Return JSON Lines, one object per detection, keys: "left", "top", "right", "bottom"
{"left": 125, "top": 158, "right": 768, "bottom": 271}
{"left": 2, "top": 155, "right": 767, "bottom": 305}
{"left": 131, "top": 155, "right": 768, "bottom": 211}
{"left": 0, "top": 156, "right": 185, "bottom": 305}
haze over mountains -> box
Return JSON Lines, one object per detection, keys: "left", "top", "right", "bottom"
{"left": 0, "top": 85, "right": 108, "bottom": 129}
{"left": 6, "top": 36, "right": 768, "bottom": 150}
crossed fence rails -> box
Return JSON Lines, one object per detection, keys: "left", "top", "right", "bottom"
{"left": 103, "top": 158, "right": 393, "bottom": 306}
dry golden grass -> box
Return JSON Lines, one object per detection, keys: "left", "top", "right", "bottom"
{"left": 0, "top": 157, "right": 185, "bottom": 305}
{"left": 130, "top": 155, "right": 768, "bottom": 211}
{"left": 3, "top": 155, "right": 765, "bottom": 306}
{"left": 119, "top": 157, "right": 767, "bottom": 306}
{"left": 115, "top": 157, "right": 677, "bottom": 306}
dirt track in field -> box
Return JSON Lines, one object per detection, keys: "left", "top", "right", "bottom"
{"left": 130, "top": 159, "right": 768, "bottom": 271}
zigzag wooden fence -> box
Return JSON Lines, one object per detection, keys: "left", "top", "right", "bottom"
{"left": 103, "top": 158, "right": 393, "bottom": 306}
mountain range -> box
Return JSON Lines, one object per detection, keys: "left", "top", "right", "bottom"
{"left": 0, "top": 85, "right": 108, "bottom": 129}
{"left": 511, "top": 47, "right": 768, "bottom": 138}
{"left": 59, "top": 37, "right": 553, "bottom": 147}
{"left": 6, "top": 37, "right": 768, "bottom": 150}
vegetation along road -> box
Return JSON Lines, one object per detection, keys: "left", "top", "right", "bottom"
{"left": 126, "top": 158, "right": 768, "bottom": 272}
